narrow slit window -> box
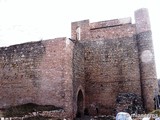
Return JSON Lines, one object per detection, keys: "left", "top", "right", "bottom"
{"left": 76, "top": 26, "right": 81, "bottom": 40}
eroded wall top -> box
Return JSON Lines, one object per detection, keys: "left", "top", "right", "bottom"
{"left": 71, "top": 17, "right": 136, "bottom": 41}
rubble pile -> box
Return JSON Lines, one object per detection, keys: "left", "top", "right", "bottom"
{"left": 93, "top": 115, "right": 115, "bottom": 120}
{"left": 75, "top": 115, "right": 115, "bottom": 120}
{"left": 116, "top": 93, "right": 144, "bottom": 114}
{"left": 0, "top": 103, "right": 64, "bottom": 120}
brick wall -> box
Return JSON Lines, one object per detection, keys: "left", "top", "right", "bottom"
{"left": 0, "top": 8, "right": 158, "bottom": 119}
{"left": 37, "top": 38, "right": 67, "bottom": 107}
{"left": 0, "top": 41, "right": 45, "bottom": 108}
{"left": 72, "top": 42, "right": 85, "bottom": 117}
{"left": 0, "top": 38, "right": 74, "bottom": 119}
{"left": 135, "top": 8, "right": 158, "bottom": 112}
{"left": 71, "top": 10, "right": 158, "bottom": 115}
{"left": 83, "top": 35, "right": 142, "bottom": 115}
{"left": 71, "top": 18, "right": 135, "bottom": 41}
{"left": 90, "top": 24, "right": 135, "bottom": 40}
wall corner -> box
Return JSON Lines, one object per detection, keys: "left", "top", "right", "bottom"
{"left": 71, "top": 19, "right": 90, "bottom": 41}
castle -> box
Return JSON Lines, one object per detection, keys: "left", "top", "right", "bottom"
{"left": 0, "top": 8, "right": 158, "bottom": 119}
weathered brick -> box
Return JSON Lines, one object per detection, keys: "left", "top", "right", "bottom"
{"left": 0, "top": 8, "right": 158, "bottom": 119}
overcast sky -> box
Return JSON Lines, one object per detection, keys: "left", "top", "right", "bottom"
{"left": 0, "top": 0, "right": 160, "bottom": 78}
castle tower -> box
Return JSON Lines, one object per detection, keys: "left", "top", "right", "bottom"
{"left": 135, "top": 8, "right": 158, "bottom": 112}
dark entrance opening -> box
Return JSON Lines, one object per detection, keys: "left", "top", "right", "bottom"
{"left": 76, "top": 90, "right": 84, "bottom": 118}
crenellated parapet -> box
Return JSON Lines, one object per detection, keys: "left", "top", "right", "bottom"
{"left": 71, "top": 17, "right": 135, "bottom": 41}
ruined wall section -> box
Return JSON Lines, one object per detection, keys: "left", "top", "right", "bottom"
{"left": 39, "top": 38, "right": 75, "bottom": 118}
{"left": 71, "top": 17, "right": 134, "bottom": 41}
{"left": 83, "top": 34, "right": 142, "bottom": 115}
{"left": 0, "top": 38, "right": 74, "bottom": 119}
{"left": 0, "top": 41, "right": 45, "bottom": 108}
{"left": 71, "top": 18, "right": 143, "bottom": 115}
{"left": 62, "top": 38, "right": 75, "bottom": 119}
{"left": 72, "top": 42, "right": 85, "bottom": 116}
{"left": 90, "top": 24, "right": 135, "bottom": 40}
{"left": 37, "top": 38, "right": 68, "bottom": 107}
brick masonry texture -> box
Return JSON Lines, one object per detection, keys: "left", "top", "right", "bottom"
{"left": 0, "top": 8, "right": 158, "bottom": 119}
{"left": 72, "top": 42, "right": 85, "bottom": 116}
{"left": 0, "top": 41, "right": 45, "bottom": 107}
{"left": 82, "top": 36, "right": 142, "bottom": 115}
{"left": 0, "top": 38, "right": 75, "bottom": 118}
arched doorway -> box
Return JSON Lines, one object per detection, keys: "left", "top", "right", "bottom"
{"left": 76, "top": 90, "right": 84, "bottom": 118}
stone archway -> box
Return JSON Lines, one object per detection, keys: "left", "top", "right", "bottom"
{"left": 76, "top": 89, "right": 84, "bottom": 118}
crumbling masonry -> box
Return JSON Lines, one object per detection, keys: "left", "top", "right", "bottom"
{"left": 0, "top": 8, "right": 158, "bottom": 119}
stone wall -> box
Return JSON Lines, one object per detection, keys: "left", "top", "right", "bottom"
{"left": 37, "top": 38, "right": 67, "bottom": 107}
{"left": 83, "top": 35, "right": 142, "bottom": 115}
{"left": 90, "top": 24, "right": 135, "bottom": 40}
{"left": 0, "top": 8, "right": 158, "bottom": 119}
{"left": 135, "top": 8, "right": 158, "bottom": 112}
{"left": 0, "top": 38, "right": 74, "bottom": 119}
{"left": 0, "top": 41, "right": 45, "bottom": 108}
{"left": 71, "top": 17, "right": 142, "bottom": 116}
{"left": 71, "top": 8, "right": 158, "bottom": 115}
{"left": 71, "top": 18, "right": 135, "bottom": 41}
{"left": 72, "top": 42, "right": 85, "bottom": 117}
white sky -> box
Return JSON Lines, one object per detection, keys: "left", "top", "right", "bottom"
{"left": 0, "top": 0, "right": 160, "bottom": 78}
